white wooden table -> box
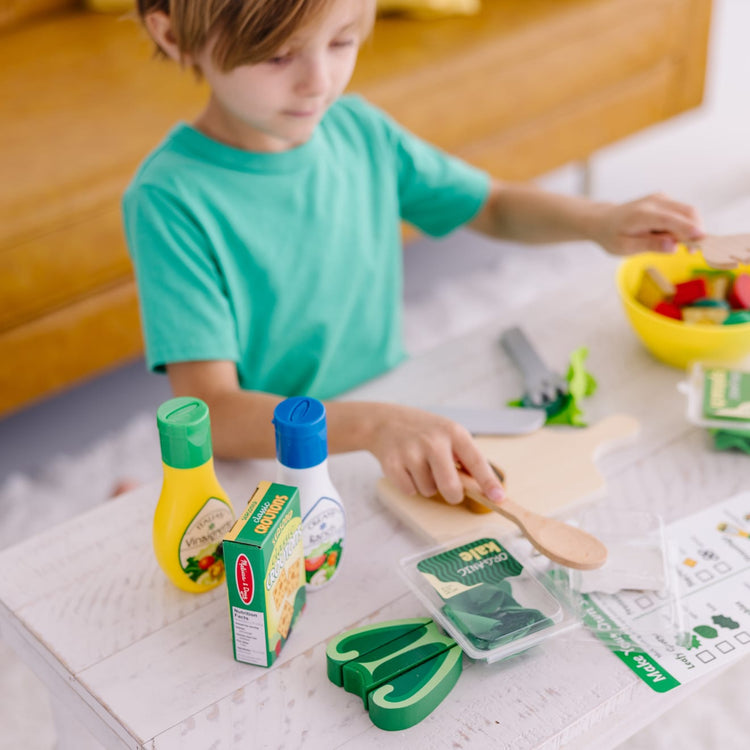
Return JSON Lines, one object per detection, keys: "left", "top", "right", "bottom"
{"left": 2, "top": 257, "right": 749, "bottom": 750}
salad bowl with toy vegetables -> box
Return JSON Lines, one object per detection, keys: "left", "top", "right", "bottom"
{"left": 617, "top": 246, "right": 750, "bottom": 369}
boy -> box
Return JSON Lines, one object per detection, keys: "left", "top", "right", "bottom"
{"left": 125, "top": 0, "right": 704, "bottom": 507}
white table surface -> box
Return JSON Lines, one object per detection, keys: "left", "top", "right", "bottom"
{"left": 1, "top": 257, "right": 749, "bottom": 750}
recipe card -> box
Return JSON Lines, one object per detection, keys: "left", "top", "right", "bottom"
{"left": 580, "top": 492, "right": 750, "bottom": 692}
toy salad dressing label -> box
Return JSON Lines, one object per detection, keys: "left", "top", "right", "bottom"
{"left": 303, "top": 496, "right": 344, "bottom": 587}
{"left": 179, "top": 497, "right": 235, "bottom": 585}
{"left": 702, "top": 367, "right": 750, "bottom": 421}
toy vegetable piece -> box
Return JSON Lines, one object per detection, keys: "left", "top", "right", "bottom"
{"left": 636, "top": 264, "right": 750, "bottom": 326}
{"left": 729, "top": 274, "right": 750, "bottom": 309}
{"left": 326, "top": 618, "right": 462, "bottom": 731}
{"left": 637, "top": 267, "right": 675, "bottom": 308}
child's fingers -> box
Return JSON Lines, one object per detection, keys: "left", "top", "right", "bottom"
{"left": 650, "top": 193, "right": 704, "bottom": 228}
{"left": 634, "top": 210, "right": 698, "bottom": 241}
{"left": 453, "top": 442, "right": 505, "bottom": 504}
{"left": 626, "top": 198, "right": 702, "bottom": 241}
{"left": 386, "top": 459, "right": 419, "bottom": 497}
{"left": 618, "top": 233, "right": 678, "bottom": 255}
{"left": 428, "top": 453, "right": 465, "bottom": 505}
{"left": 406, "top": 458, "right": 438, "bottom": 500}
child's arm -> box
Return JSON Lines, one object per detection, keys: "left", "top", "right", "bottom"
{"left": 468, "top": 182, "right": 704, "bottom": 255}
{"left": 167, "top": 360, "right": 505, "bottom": 506}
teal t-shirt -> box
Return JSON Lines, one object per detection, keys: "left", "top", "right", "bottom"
{"left": 122, "top": 95, "right": 490, "bottom": 399}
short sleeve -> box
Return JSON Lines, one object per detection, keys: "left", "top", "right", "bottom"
{"left": 355, "top": 101, "right": 490, "bottom": 237}
{"left": 122, "top": 185, "right": 240, "bottom": 372}
{"left": 395, "top": 129, "right": 490, "bottom": 236}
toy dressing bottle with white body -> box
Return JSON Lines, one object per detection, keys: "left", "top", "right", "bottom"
{"left": 273, "top": 397, "right": 345, "bottom": 589}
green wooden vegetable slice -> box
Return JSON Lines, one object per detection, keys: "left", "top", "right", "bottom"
{"left": 368, "top": 643, "right": 462, "bottom": 731}
{"left": 326, "top": 617, "right": 463, "bottom": 731}
{"left": 326, "top": 617, "right": 432, "bottom": 685}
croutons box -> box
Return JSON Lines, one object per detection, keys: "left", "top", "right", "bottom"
{"left": 223, "top": 481, "right": 306, "bottom": 667}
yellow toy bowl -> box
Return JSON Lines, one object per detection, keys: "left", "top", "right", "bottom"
{"left": 616, "top": 246, "right": 750, "bottom": 369}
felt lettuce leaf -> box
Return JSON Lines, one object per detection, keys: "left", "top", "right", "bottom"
{"left": 442, "top": 581, "right": 552, "bottom": 650}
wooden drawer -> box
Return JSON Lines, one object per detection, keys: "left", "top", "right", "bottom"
{"left": 0, "top": 11, "right": 207, "bottom": 251}
{"left": 0, "top": 0, "right": 75, "bottom": 31}
{"left": 0, "top": 281, "right": 143, "bottom": 415}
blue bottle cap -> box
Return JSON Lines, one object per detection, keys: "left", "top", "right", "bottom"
{"left": 272, "top": 397, "right": 328, "bottom": 469}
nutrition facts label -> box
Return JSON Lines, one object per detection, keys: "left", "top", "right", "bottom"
{"left": 232, "top": 607, "right": 267, "bottom": 667}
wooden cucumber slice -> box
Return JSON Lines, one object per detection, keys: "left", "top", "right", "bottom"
{"left": 326, "top": 617, "right": 463, "bottom": 731}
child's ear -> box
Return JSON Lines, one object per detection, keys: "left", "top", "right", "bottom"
{"left": 144, "top": 11, "right": 192, "bottom": 66}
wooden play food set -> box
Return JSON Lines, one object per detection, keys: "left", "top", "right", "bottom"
{"left": 617, "top": 247, "right": 750, "bottom": 368}
{"left": 223, "top": 481, "right": 306, "bottom": 668}
{"left": 329, "top": 514, "right": 679, "bottom": 730}
{"left": 325, "top": 535, "right": 583, "bottom": 730}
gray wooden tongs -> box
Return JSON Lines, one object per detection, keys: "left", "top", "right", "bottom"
{"left": 500, "top": 326, "right": 568, "bottom": 415}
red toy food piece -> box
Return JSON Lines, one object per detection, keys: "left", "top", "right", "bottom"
{"left": 673, "top": 278, "right": 707, "bottom": 307}
{"left": 653, "top": 301, "right": 682, "bottom": 320}
{"left": 728, "top": 274, "right": 750, "bottom": 309}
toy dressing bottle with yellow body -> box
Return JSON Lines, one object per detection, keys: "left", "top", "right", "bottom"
{"left": 154, "top": 397, "right": 235, "bottom": 592}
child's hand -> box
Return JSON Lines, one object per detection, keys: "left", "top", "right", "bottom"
{"left": 593, "top": 193, "right": 704, "bottom": 256}
{"left": 365, "top": 403, "right": 505, "bottom": 506}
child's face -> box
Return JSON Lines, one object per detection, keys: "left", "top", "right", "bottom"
{"left": 193, "top": 0, "right": 372, "bottom": 152}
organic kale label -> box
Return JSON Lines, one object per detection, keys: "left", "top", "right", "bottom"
{"left": 418, "top": 538, "right": 551, "bottom": 652}
{"left": 702, "top": 367, "right": 750, "bottom": 421}
{"left": 417, "top": 538, "right": 522, "bottom": 594}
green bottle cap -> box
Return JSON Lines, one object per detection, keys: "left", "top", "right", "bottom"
{"left": 156, "top": 397, "right": 214, "bottom": 469}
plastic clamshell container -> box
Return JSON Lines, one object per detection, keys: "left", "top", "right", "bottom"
{"left": 399, "top": 534, "right": 579, "bottom": 663}
{"left": 553, "top": 508, "right": 687, "bottom": 651}
{"left": 567, "top": 509, "right": 669, "bottom": 595}
{"left": 679, "top": 361, "right": 750, "bottom": 431}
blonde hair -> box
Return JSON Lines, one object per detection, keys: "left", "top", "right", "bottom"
{"left": 137, "top": 0, "right": 374, "bottom": 71}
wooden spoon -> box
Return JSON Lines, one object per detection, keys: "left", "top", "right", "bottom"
{"left": 456, "top": 468, "right": 607, "bottom": 571}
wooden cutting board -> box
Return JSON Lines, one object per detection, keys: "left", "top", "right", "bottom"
{"left": 377, "top": 414, "right": 639, "bottom": 544}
